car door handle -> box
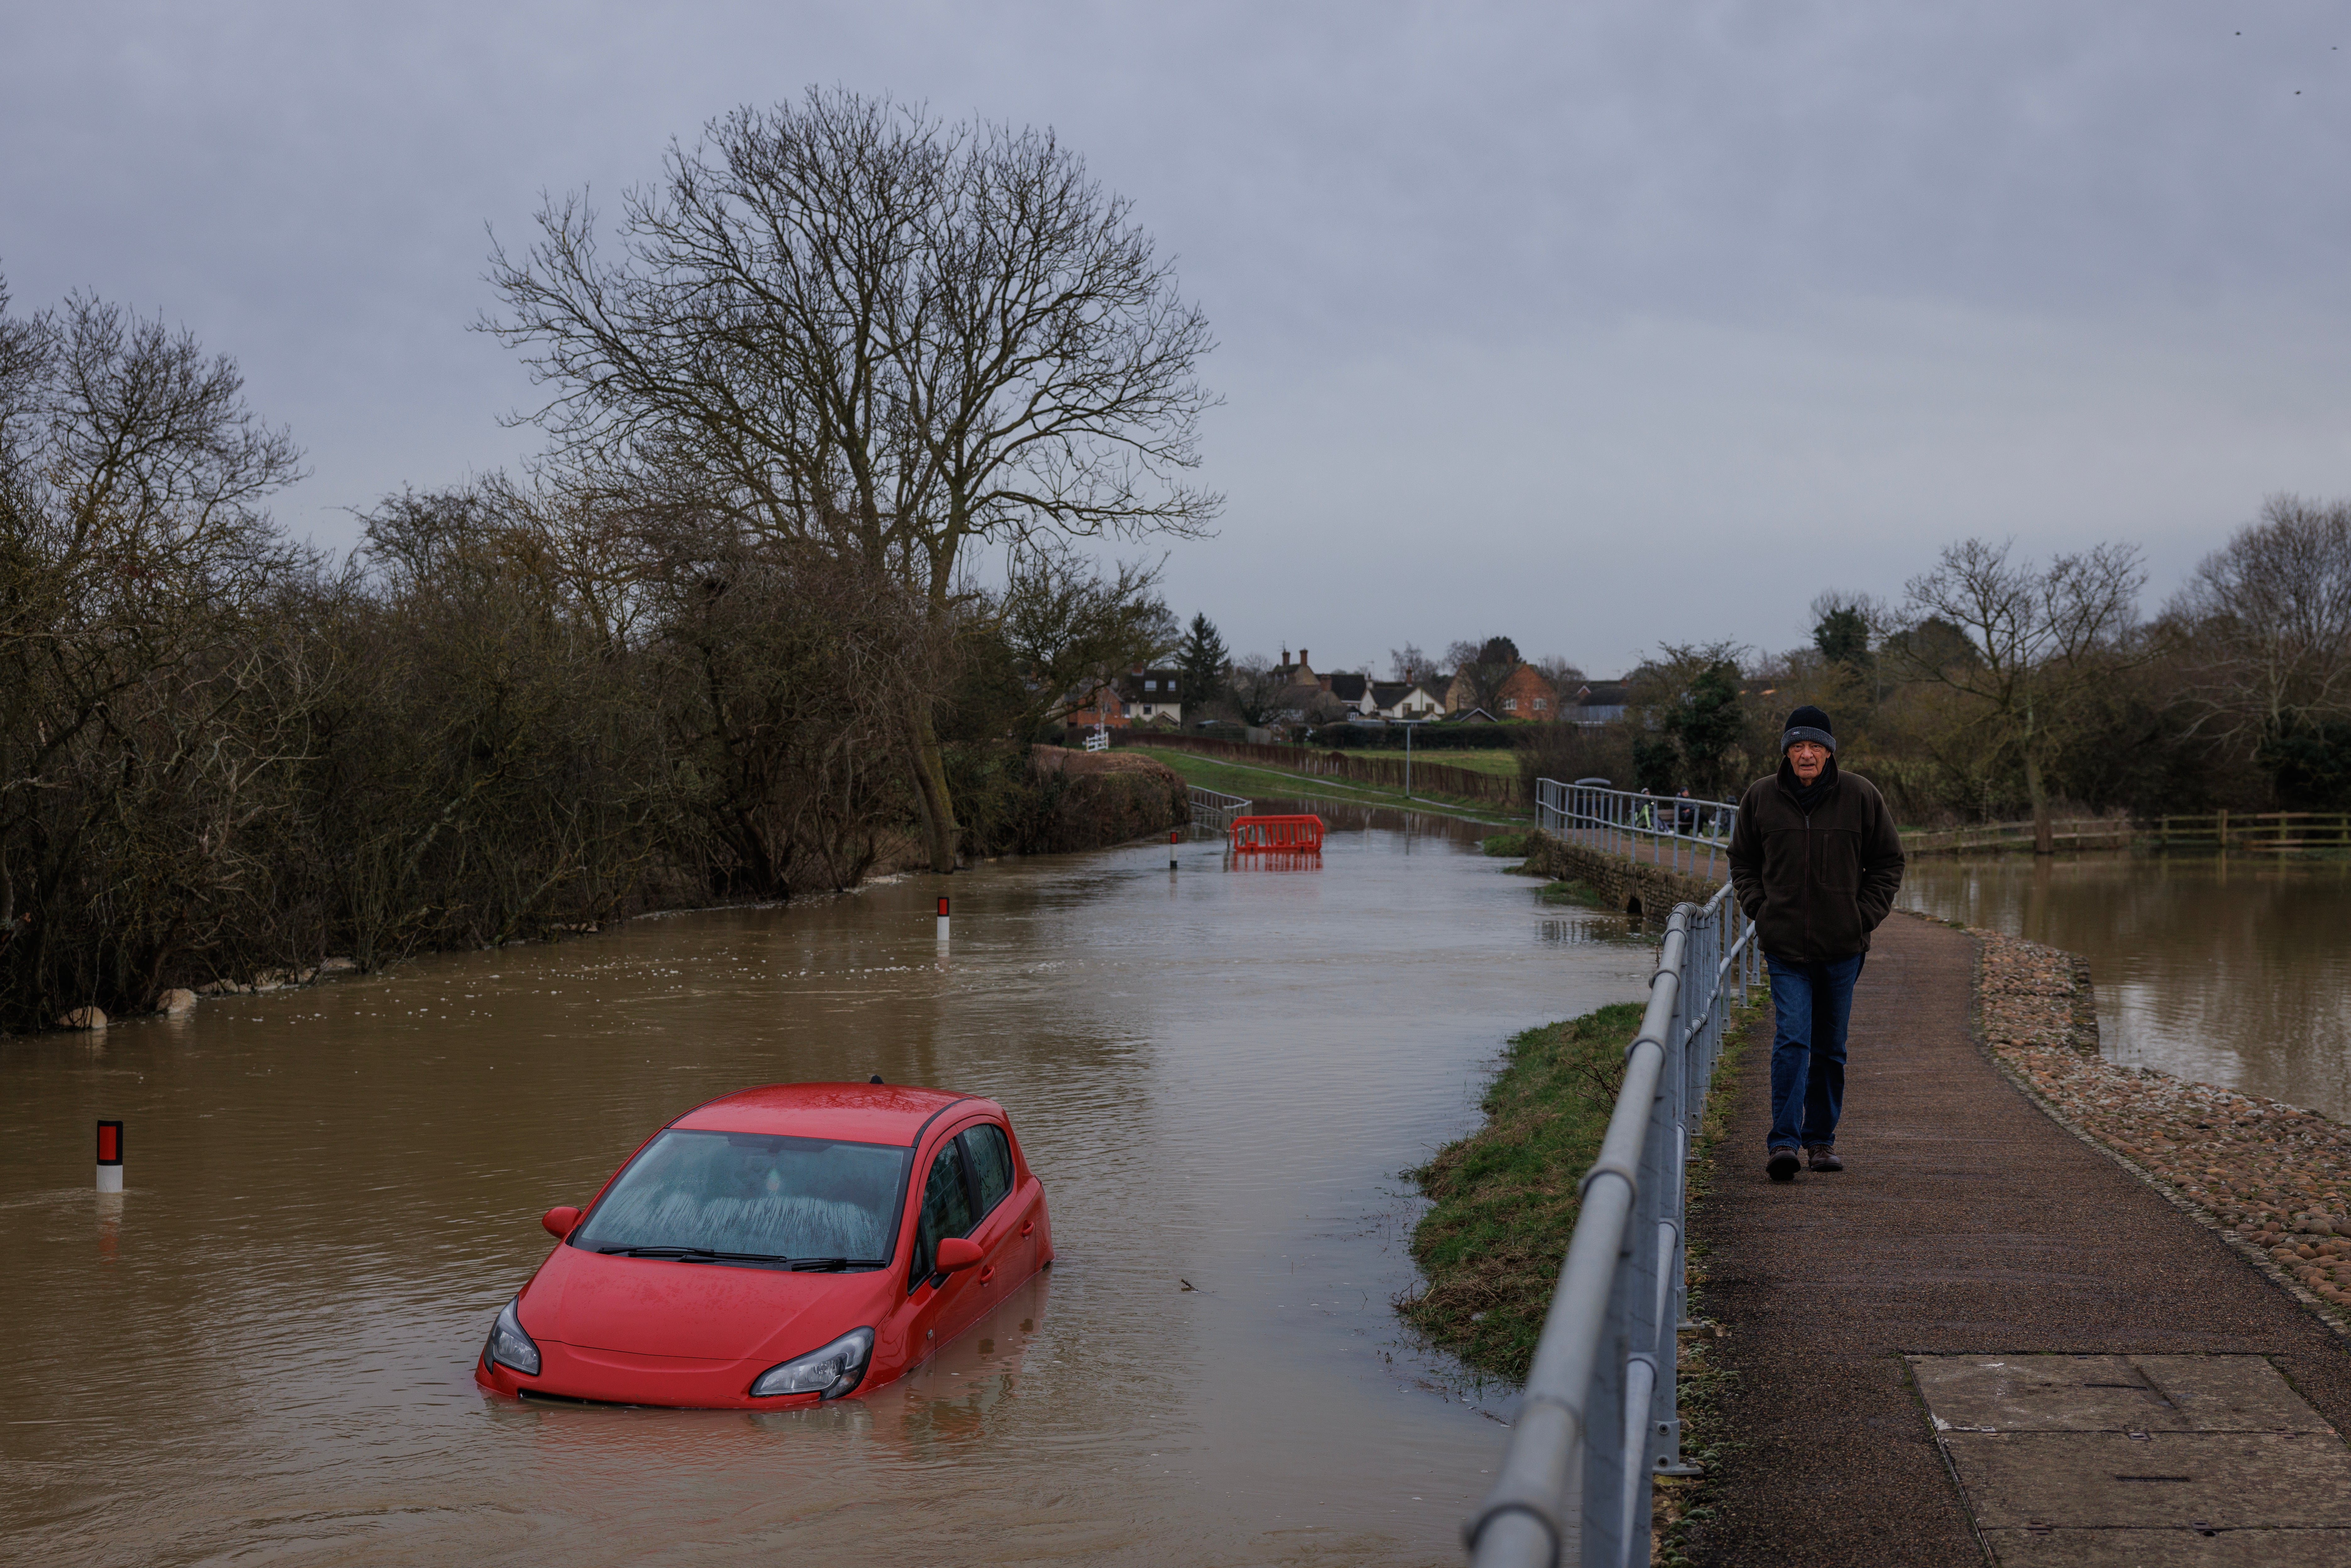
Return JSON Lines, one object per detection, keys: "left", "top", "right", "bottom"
{"left": 979, "top": 1265, "right": 996, "bottom": 1283}
{"left": 1019, "top": 1221, "right": 1034, "bottom": 1238}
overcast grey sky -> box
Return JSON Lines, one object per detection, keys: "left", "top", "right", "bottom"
{"left": 7, "top": 2, "right": 2349, "bottom": 677}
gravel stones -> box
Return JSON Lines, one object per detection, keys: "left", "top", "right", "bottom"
{"left": 1974, "top": 928, "right": 2351, "bottom": 1320}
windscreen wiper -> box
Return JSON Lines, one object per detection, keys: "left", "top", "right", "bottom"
{"left": 598, "top": 1245, "right": 789, "bottom": 1265}
{"left": 596, "top": 1246, "right": 880, "bottom": 1270}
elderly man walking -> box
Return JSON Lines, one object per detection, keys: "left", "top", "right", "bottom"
{"left": 1727, "top": 705, "right": 1905, "bottom": 1182}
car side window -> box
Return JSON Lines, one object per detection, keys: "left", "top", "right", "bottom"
{"left": 910, "top": 1138, "right": 977, "bottom": 1287}
{"left": 960, "top": 1124, "right": 1015, "bottom": 1217}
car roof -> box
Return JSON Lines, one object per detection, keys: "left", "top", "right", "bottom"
{"left": 670, "top": 1082, "right": 994, "bottom": 1146}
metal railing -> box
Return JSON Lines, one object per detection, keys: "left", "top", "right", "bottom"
{"left": 1466, "top": 882, "right": 1759, "bottom": 1568}
{"left": 1189, "top": 786, "right": 1251, "bottom": 831}
{"left": 1535, "top": 779, "right": 1739, "bottom": 880}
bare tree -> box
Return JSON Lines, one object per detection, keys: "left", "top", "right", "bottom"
{"left": 1389, "top": 643, "right": 1431, "bottom": 683}
{"left": 0, "top": 283, "right": 313, "bottom": 1020}
{"left": 484, "top": 89, "right": 1222, "bottom": 871}
{"left": 1894, "top": 538, "right": 2146, "bottom": 852}
{"left": 1226, "top": 655, "right": 1284, "bottom": 727}
{"left": 2166, "top": 494, "right": 2351, "bottom": 749}
{"left": 1445, "top": 635, "right": 1521, "bottom": 713}
{"left": 1531, "top": 655, "right": 1586, "bottom": 691}
{"left": 990, "top": 544, "right": 1174, "bottom": 737}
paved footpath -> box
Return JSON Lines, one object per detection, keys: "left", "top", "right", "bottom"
{"left": 1690, "top": 912, "right": 2351, "bottom": 1566}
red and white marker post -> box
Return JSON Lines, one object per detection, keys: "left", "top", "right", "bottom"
{"left": 96, "top": 1119, "right": 123, "bottom": 1193}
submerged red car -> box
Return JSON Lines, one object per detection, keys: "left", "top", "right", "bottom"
{"left": 474, "top": 1082, "right": 1053, "bottom": 1408}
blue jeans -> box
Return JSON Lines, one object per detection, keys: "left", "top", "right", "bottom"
{"left": 1765, "top": 953, "right": 1865, "bottom": 1151}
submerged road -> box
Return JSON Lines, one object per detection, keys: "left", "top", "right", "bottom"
{"left": 1693, "top": 912, "right": 2351, "bottom": 1566}
{"left": 0, "top": 816, "right": 1656, "bottom": 1567}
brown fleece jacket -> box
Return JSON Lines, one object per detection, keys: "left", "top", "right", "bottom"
{"left": 1726, "top": 758, "right": 1906, "bottom": 963}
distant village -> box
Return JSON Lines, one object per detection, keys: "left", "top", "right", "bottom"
{"left": 1064, "top": 643, "right": 1627, "bottom": 737}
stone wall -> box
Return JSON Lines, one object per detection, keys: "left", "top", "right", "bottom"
{"left": 1516, "top": 829, "right": 1726, "bottom": 917}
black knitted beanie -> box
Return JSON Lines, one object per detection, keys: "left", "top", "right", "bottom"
{"left": 1781, "top": 705, "right": 1835, "bottom": 754}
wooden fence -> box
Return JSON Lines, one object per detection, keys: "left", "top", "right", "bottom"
{"left": 1902, "top": 811, "right": 2351, "bottom": 855}
{"left": 1900, "top": 819, "right": 2136, "bottom": 855}
{"left": 2142, "top": 811, "right": 2351, "bottom": 852}
{"left": 1113, "top": 731, "right": 1526, "bottom": 807}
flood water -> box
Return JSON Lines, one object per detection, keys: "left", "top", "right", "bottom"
{"left": 0, "top": 809, "right": 1655, "bottom": 1567}
{"left": 1899, "top": 853, "right": 2351, "bottom": 1121}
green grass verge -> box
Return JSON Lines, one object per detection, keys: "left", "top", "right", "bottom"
{"left": 1398, "top": 1003, "right": 1646, "bottom": 1380}
{"left": 1537, "top": 879, "right": 1610, "bottom": 907}
{"left": 1146, "top": 748, "right": 1531, "bottom": 824}
{"left": 1398, "top": 747, "right": 1524, "bottom": 779}
{"left": 1303, "top": 745, "right": 1524, "bottom": 779}
{"left": 1656, "top": 1010, "right": 1752, "bottom": 1565}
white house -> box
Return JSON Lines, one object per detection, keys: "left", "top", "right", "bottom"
{"left": 1370, "top": 678, "right": 1446, "bottom": 720}
{"left": 1116, "top": 668, "right": 1184, "bottom": 724}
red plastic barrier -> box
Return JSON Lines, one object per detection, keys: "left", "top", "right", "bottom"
{"left": 1228, "top": 849, "right": 1324, "bottom": 872}
{"left": 1230, "top": 814, "right": 1325, "bottom": 854}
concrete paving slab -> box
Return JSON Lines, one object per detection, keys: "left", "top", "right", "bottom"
{"left": 1909, "top": 1353, "right": 2335, "bottom": 1435}
{"left": 1911, "top": 1355, "right": 2186, "bottom": 1432}
{"left": 1983, "top": 1526, "right": 2351, "bottom": 1565}
{"left": 1942, "top": 1431, "right": 2351, "bottom": 1529}
{"left": 2133, "top": 1356, "right": 2339, "bottom": 1434}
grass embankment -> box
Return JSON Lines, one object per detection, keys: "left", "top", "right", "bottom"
{"left": 1402, "top": 1001, "right": 1748, "bottom": 1563}
{"left": 1401, "top": 747, "right": 1523, "bottom": 780}
{"left": 1149, "top": 748, "right": 1531, "bottom": 825}
{"left": 1276, "top": 745, "right": 1524, "bottom": 780}
{"left": 1400, "top": 1004, "right": 1646, "bottom": 1378}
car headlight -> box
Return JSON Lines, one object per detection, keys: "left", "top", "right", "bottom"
{"left": 484, "top": 1296, "right": 541, "bottom": 1377}
{"left": 751, "top": 1326, "right": 873, "bottom": 1400}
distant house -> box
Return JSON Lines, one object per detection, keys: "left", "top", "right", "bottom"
{"left": 1370, "top": 679, "right": 1445, "bottom": 720}
{"left": 1271, "top": 683, "right": 1325, "bottom": 724}
{"left": 1568, "top": 681, "right": 1628, "bottom": 726}
{"left": 1063, "top": 679, "right": 1129, "bottom": 731}
{"left": 1447, "top": 706, "right": 1500, "bottom": 724}
{"left": 1494, "top": 664, "right": 1556, "bottom": 719}
{"left": 1115, "top": 667, "right": 1184, "bottom": 725}
{"left": 1323, "top": 671, "right": 1375, "bottom": 715}
{"left": 1444, "top": 662, "right": 1556, "bottom": 719}
{"left": 1271, "top": 646, "right": 1317, "bottom": 687}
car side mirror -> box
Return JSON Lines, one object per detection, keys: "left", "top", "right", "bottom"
{"left": 542, "top": 1205, "right": 582, "bottom": 1239}
{"left": 934, "top": 1236, "right": 983, "bottom": 1273}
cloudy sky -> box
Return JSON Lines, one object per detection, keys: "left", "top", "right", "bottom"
{"left": 7, "top": 2, "right": 2349, "bottom": 678}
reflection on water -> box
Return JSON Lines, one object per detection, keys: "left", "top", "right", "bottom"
{"left": 0, "top": 817, "right": 1654, "bottom": 1566}
{"left": 1899, "top": 854, "right": 2351, "bottom": 1119}
{"left": 1538, "top": 915, "right": 1645, "bottom": 948}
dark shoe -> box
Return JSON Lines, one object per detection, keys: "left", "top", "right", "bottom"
{"left": 1806, "top": 1144, "right": 1843, "bottom": 1172}
{"left": 1766, "top": 1147, "right": 1801, "bottom": 1182}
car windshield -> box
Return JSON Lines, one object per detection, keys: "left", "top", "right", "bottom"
{"left": 573, "top": 1130, "right": 908, "bottom": 1265}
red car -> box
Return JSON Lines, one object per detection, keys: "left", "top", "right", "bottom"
{"left": 474, "top": 1083, "right": 1053, "bottom": 1408}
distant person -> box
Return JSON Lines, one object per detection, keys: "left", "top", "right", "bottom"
{"left": 1675, "top": 787, "right": 1695, "bottom": 834}
{"left": 1727, "top": 706, "right": 1905, "bottom": 1182}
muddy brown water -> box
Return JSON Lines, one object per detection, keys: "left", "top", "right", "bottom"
{"left": 1899, "top": 853, "right": 2351, "bottom": 1121}
{"left": 0, "top": 808, "right": 1655, "bottom": 1566}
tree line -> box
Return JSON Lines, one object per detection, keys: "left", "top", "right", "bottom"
{"left": 1522, "top": 509, "right": 2351, "bottom": 846}
{"left": 0, "top": 90, "right": 1201, "bottom": 1030}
